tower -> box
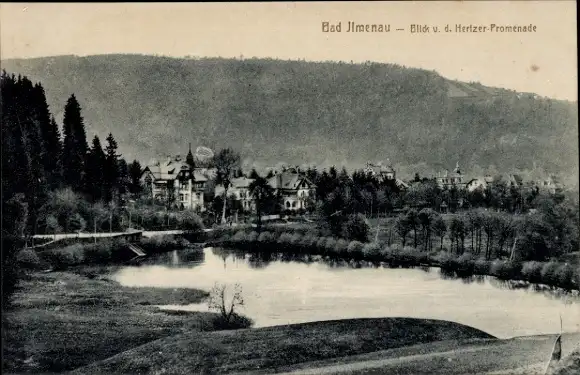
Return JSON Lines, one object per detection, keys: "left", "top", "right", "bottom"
{"left": 186, "top": 142, "right": 195, "bottom": 169}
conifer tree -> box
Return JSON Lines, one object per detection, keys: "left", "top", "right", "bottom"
{"left": 85, "top": 136, "right": 106, "bottom": 201}
{"left": 34, "top": 85, "right": 63, "bottom": 188}
{"left": 62, "top": 94, "right": 88, "bottom": 190}
{"left": 128, "top": 160, "right": 143, "bottom": 198}
{"left": 103, "top": 133, "right": 120, "bottom": 202}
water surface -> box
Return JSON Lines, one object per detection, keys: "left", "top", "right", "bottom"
{"left": 112, "top": 248, "right": 580, "bottom": 339}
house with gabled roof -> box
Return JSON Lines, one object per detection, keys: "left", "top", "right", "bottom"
{"left": 141, "top": 147, "right": 210, "bottom": 211}
{"left": 267, "top": 168, "right": 316, "bottom": 211}
{"left": 214, "top": 176, "right": 256, "bottom": 212}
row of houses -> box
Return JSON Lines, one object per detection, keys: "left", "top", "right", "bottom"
{"left": 434, "top": 162, "right": 563, "bottom": 194}
{"left": 140, "top": 154, "right": 316, "bottom": 212}
{"left": 140, "top": 149, "right": 563, "bottom": 213}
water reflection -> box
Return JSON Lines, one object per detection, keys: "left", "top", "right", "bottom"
{"left": 113, "top": 247, "right": 580, "bottom": 338}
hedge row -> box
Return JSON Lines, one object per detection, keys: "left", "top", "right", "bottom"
{"left": 210, "top": 229, "right": 580, "bottom": 291}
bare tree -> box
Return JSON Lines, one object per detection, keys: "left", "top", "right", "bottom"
{"left": 207, "top": 282, "right": 245, "bottom": 325}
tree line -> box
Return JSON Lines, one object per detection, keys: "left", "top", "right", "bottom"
{"left": 1, "top": 71, "right": 143, "bottom": 305}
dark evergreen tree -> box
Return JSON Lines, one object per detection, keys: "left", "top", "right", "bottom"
{"left": 128, "top": 160, "right": 143, "bottom": 197}
{"left": 103, "top": 133, "right": 120, "bottom": 202}
{"left": 85, "top": 136, "right": 106, "bottom": 201}
{"left": 117, "top": 158, "right": 129, "bottom": 201}
{"left": 61, "top": 94, "right": 88, "bottom": 190}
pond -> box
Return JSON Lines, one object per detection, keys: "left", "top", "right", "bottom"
{"left": 111, "top": 248, "right": 580, "bottom": 339}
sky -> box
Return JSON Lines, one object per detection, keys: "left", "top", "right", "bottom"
{"left": 0, "top": 2, "right": 577, "bottom": 100}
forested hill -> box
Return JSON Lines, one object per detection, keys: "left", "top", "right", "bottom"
{"left": 2, "top": 54, "right": 577, "bottom": 184}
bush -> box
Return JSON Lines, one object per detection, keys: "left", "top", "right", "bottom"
{"left": 16, "top": 249, "right": 42, "bottom": 270}
{"left": 362, "top": 243, "right": 381, "bottom": 259}
{"left": 45, "top": 246, "right": 84, "bottom": 270}
{"left": 316, "top": 237, "right": 328, "bottom": 252}
{"left": 490, "top": 260, "right": 521, "bottom": 280}
{"left": 247, "top": 231, "right": 259, "bottom": 242}
{"left": 556, "top": 263, "right": 576, "bottom": 289}
{"left": 289, "top": 233, "right": 303, "bottom": 247}
{"left": 521, "top": 261, "right": 543, "bottom": 283}
{"left": 436, "top": 252, "right": 455, "bottom": 271}
{"left": 83, "top": 242, "right": 113, "bottom": 264}
{"left": 278, "top": 232, "right": 293, "bottom": 245}
{"left": 178, "top": 211, "right": 204, "bottom": 231}
{"left": 334, "top": 239, "right": 348, "bottom": 255}
{"left": 341, "top": 214, "right": 370, "bottom": 242}
{"left": 324, "top": 238, "right": 337, "bottom": 254}
{"left": 455, "top": 253, "right": 475, "bottom": 275}
{"left": 211, "top": 313, "right": 254, "bottom": 330}
{"left": 257, "top": 231, "right": 273, "bottom": 243}
{"left": 473, "top": 258, "right": 491, "bottom": 275}
{"left": 347, "top": 241, "right": 364, "bottom": 258}
{"left": 231, "top": 230, "right": 248, "bottom": 243}
{"left": 540, "top": 262, "right": 560, "bottom": 286}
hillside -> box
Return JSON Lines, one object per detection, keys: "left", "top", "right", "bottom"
{"left": 1, "top": 54, "right": 577, "bottom": 183}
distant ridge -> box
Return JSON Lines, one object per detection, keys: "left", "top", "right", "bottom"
{"left": 1, "top": 54, "right": 577, "bottom": 185}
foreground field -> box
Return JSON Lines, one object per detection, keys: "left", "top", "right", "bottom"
{"left": 2, "top": 268, "right": 211, "bottom": 373}
{"left": 73, "top": 318, "right": 493, "bottom": 374}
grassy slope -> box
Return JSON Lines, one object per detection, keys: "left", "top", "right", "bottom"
{"left": 3, "top": 269, "right": 211, "bottom": 373}
{"left": 1, "top": 55, "right": 577, "bottom": 182}
{"left": 73, "top": 318, "right": 494, "bottom": 374}
{"left": 550, "top": 348, "right": 580, "bottom": 375}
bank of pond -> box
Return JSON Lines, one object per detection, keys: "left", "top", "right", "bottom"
{"left": 16, "top": 228, "right": 578, "bottom": 292}
{"left": 205, "top": 228, "right": 579, "bottom": 292}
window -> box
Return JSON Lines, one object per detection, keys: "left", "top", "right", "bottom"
{"left": 292, "top": 201, "right": 297, "bottom": 208}
{"left": 179, "top": 194, "right": 184, "bottom": 201}
{"left": 286, "top": 201, "right": 291, "bottom": 208}
{"left": 196, "top": 193, "right": 201, "bottom": 199}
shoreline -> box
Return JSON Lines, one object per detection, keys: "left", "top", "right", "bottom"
{"left": 203, "top": 228, "right": 579, "bottom": 292}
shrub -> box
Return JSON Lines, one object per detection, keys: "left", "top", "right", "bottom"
{"left": 247, "top": 231, "right": 259, "bottom": 242}
{"left": 362, "top": 243, "right": 381, "bottom": 259}
{"left": 316, "top": 237, "right": 328, "bottom": 252}
{"left": 257, "top": 231, "right": 273, "bottom": 243}
{"left": 341, "top": 214, "right": 370, "bottom": 242}
{"left": 177, "top": 210, "right": 204, "bottom": 231}
{"left": 346, "top": 240, "right": 364, "bottom": 258}
{"left": 473, "top": 258, "right": 491, "bottom": 275}
{"left": 83, "top": 242, "right": 113, "bottom": 264}
{"left": 45, "top": 246, "right": 84, "bottom": 270}
{"left": 556, "top": 263, "right": 576, "bottom": 289}
{"left": 540, "top": 262, "right": 560, "bottom": 286}
{"left": 278, "top": 232, "right": 293, "bottom": 245}
{"left": 521, "top": 261, "right": 543, "bottom": 283}
{"left": 455, "top": 253, "right": 475, "bottom": 275}
{"left": 436, "top": 252, "right": 455, "bottom": 271}
{"left": 211, "top": 313, "right": 254, "bottom": 330}
{"left": 490, "top": 260, "right": 521, "bottom": 280}
{"left": 289, "top": 233, "right": 303, "bottom": 246}
{"left": 324, "top": 238, "right": 337, "bottom": 254}
{"left": 334, "top": 239, "right": 348, "bottom": 255}
{"left": 16, "top": 249, "right": 42, "bottom": 270}
{"left": 231, "top": 230, "right": 247, "bottom": 243}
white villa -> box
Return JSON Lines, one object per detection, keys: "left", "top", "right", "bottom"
{"left": 214, "top": 177, "right": 256, "bottom": 212}
{"left": 141, "top": 152, "right": 212, "bottom": 211}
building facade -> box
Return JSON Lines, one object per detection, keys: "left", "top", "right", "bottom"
{"left": 267, "top": 169, "right": 316, "bottom": 211}
{"left": 141, "top": 154, "right": 209, "bottom": 211}
{"left": 214, "top": 177, "right": 256, "bottom": 212}
{"left": 436, "top": 162, "right": 466, "bottom": 190}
